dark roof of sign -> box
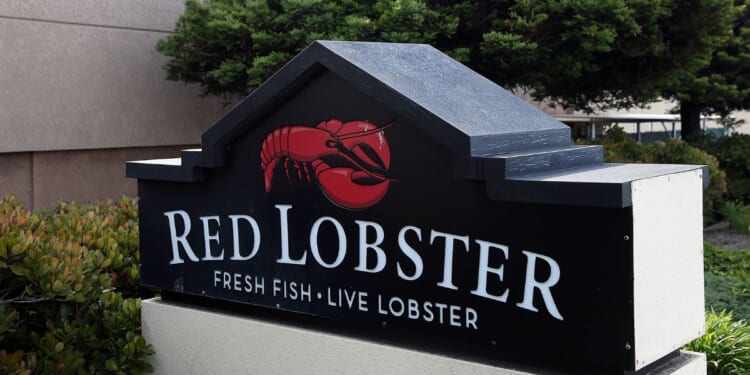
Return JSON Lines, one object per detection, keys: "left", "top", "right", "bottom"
{"left": 196, "top": 41, "right": 572, "bottom": 169}
{"left": 315, "top": 41, "right": 567, "bottom": 137}
{"left": 127, "top": 41, "right": 705, "bottom": 207}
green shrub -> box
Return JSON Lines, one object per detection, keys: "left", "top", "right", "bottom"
{"left": 721, "top": 202, "right": 750, "bottom": 235}
{"left": 0, "top": 196, "right": 153, "bottom": 374}
{"left": 685, "top": 310, "right": 750, "bottom": 375}
{"left": 579, "top": 127, "right": 727, "bottom": 223}
{"left": 690, "top": 134, "right": 750, "bottom": 204}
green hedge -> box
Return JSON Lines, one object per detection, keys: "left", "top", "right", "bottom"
{"left": 689, "top": 134, "right": 750, "bottom": 205}
{"left": 0, "top": 196, "right": 153, "bottom": 374}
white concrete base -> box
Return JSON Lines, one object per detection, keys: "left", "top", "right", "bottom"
{"left": 142, "top": 298, "right": 707, "bottom": 375}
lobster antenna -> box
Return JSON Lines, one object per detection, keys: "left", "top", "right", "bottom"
{"left": 337, "top": 120, "right": 396, "bottom": 140}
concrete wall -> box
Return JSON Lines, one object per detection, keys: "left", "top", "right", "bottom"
{"left": 0, "top": 145, "right": 193, "bottom": 208}
{"left": 0, "top": 153, "right": 33, "bottom": 207}
{"left": 0, "top": 0, "right": 228, "bottom": 153}
{"left": 0, "top": 1, "right": 231, "bottom": 207}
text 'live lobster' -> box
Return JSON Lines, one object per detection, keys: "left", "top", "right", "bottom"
{"left": 260, "top": 119, "right": 394, "bottom": 210}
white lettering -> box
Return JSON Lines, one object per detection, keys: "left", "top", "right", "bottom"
{"left": 430, "top": 230, "right": 469, "bottom": 290}
{"left": 200, "top": 216, "right": 223, "bottom": 261}
{"left": 275, "top": 205, "right": 306, "bottom": 265}
{"left": 228, "top": 215, "right": 261, "bottom": 260}
{"left": 470, "top": 239, "right": 509, "bottom": 302}
{"left": 397, "top": 226, "right": 423, "bottom": 281}
{"left": 223, "top": 272, "right": 230, "bottom": 289}
{"left": 516, "top": 250, "right": 563, "bottom": 321}
{"left": 309, "top": 216, "right": 346, "bottom": 268}
{"left": 254, "top": 276, "right": 265, "bottom": 294}
{"left": 354, "top": 220, "right": 386, "bottom": 273}
{"left": 466, "top": 307, "right": 478, "bottom": 329}
{"left": 408, "top": 299, "right": 419, "bottom": 319}
{"left": 164, "top": 210, "right": 199, "bottom": 264}
{"left": 213, "top": 270, "right": 221, "bottom": 287}
{"left": 389, "top": 297, "right": 404, "bottom": 317}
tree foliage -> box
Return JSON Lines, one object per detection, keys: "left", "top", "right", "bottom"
{"left": 156, "top": 0, "right": 462, "bottom": 97}
{"left": 690, "top": 133, "right": 750, "bottom": 203}
{"left": 482, "top": 1, "right": 734, "bottom": 111}
{"left": 668, "top": 1, "right": 750, "bottom": 135}
{"left": 158, "top": 0, "right": 750, "bottom": 136}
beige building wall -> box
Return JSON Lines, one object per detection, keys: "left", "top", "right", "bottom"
{"left": 0, "top": 1, "right": 230, "bottom": 208}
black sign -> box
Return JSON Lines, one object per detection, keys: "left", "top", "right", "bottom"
{"left": 128, "top": 41, "right": 700, "bottom": 374}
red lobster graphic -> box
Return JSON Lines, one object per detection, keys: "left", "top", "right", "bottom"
{"left": 260, "top": 119, "right": 393, "bottom": 210}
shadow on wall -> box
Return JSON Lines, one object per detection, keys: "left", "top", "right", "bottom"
{"left": 0, "top": 146, "right": 200, "bottom": 209}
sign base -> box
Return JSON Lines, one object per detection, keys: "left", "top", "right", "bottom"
{"left": 141, "top": 298, "right": 706, "bottom": 374}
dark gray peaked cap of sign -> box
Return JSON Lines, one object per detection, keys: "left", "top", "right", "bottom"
{"left": 200, "top": 41, "right": 572, "bottom": 165}
{"left": 127, "top": 40, "right": 705, "bottom": 207}
{"left": 292, "top": 41, "right": 572, "bottom": 155}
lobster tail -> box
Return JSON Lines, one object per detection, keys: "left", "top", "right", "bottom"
{"left": 263, "top": 158, "right": 278, "bottom": 192}
{"left": 259, "top": 125, "right": 335, "bottom": 192}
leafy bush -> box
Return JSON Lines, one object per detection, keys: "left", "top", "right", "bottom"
{"left": 685, "top": 310, "right": 750, "bottom": 375}
{"left": 690, "top": 134, "right": 750, "bottom": 204}
{"left": 721, "top": 202, "right": 750, "bottom": 234}
{"left": 0, "top": 196, "right": 153, "bottom": 374}
{"left": 579, "top": 126, "right": 727, "bottom": 222}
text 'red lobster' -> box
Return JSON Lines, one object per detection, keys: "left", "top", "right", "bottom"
{"left": 260, "top": 119, "right": 393, "bottom": 210}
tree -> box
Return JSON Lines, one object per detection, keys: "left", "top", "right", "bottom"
{"left": 156, "top": 0, "right": 463, "bottom": 97}
{"left": 158, "top": 0, "right": 746, "bottom": 140}
{"left": 664, "top": 1, "right": 750, "bottom": 137}
{"left": 479, "top": 0, "right": 737, "bottom": 138}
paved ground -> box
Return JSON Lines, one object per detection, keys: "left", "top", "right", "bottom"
{"left": 704, "top": 221, "right": 750, "bottom": 250}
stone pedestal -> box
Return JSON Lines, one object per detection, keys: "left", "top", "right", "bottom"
{"left": 142, "top": 298, "right": 706, "bottom": 375}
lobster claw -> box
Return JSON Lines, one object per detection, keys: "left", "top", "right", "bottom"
{"left": 329, "top": 141, "right": 388, "bottom": 182}
{"left": 261, "top": 120, "right": 393, "bottom": 210}
{"left": 316, "top": 166, "right": 390, "bottom": 210}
